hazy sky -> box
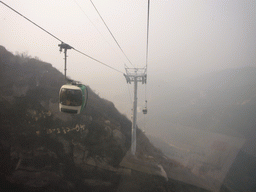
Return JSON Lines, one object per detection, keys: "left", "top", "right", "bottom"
{"left": 1, "top": 0, "right": 255, "bottom": 114}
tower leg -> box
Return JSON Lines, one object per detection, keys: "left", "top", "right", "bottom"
{"left": 131, "top": 77, "right": 138, "bottom": 155}
{"left": 64, "top": 49, "right": 67, "bottom": 80}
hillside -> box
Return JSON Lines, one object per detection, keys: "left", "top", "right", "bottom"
{"left": 2, "top": 45, "right": 255, "bottom": 192}
{"left": 0, "top": 45, "right": 214, "bottom": 192}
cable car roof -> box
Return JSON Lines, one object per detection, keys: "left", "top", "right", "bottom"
{"left": 60, "top": 84, "right": 81, "bottom": 90}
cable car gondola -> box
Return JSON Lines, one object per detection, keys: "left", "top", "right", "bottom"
{"left": 142, "top": 107, "right": 147, "bottom": 114}
{"left": 59, "top": 83, "right": 88, "bottom": 114}
{"left": 142, "top": 100, "right": 148, "bottom": 115}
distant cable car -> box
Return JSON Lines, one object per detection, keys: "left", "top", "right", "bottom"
{"left": 142, "top": 100, "right": 148, "bottom": 115}
{"left": 59, "top": 83, "right": 88, "bottom": 114}
{"left": 142, "top": 107, "right": 147, "bottom": 114}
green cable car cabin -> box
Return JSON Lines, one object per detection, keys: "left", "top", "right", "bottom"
{"left": 59, "top": 83, "right": 88, "bottom": 114}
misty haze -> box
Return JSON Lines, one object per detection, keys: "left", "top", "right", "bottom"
{"left": 0, "top": 0, "right": 255, "bottom": 192}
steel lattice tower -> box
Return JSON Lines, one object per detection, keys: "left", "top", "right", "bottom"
{"left": 124, "top": 68, "right": 147, "bottom": 155}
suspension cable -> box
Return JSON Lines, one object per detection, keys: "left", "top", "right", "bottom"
{"left": 0, "top": 1, "right": 62, "bottom": 42}
{"left": 1, "top": 1, "right": 124, "bottom": 74}
{"left": 73, "top": 48, "right": 124, "bottom": 74}
{"left": 145, "top": 0, "right": 150, "bottom": 73}
{"left": 143, "top": 0, "right": 150, "bottom": 104}
{"left": 89, "top": 0, "right": 135, "bottom": 68}
{"left": 72, "top": 0, "right": 129, "bottom": 69}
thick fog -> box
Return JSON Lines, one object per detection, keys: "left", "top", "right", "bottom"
{"left": 1, "top": 1, "right": 256, "bottom": 191}
{"left": 1, "top": 0, "right": 255, "bottom": 107}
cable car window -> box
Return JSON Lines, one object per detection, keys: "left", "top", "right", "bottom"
{"left": 60, "top": 88, "right": 82, "bottom": 106}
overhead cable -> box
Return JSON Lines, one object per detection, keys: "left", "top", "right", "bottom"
{"left": 0, "top": 1, "right": 124, "bottom": 74}
{"left": 89, "top": 0, "right": 135, "bottom": 68}
{"left": 144, "top": 0, "right": 150, "bottom": 104}
{"left": 72, "top": 0, "right": 129, "bottom": 69}
{"left": 145, "top": 0, "right": 150, "bottom": 73}
{"left": 0, "top": 1, "right": 62, "bottom": 42}
{"left": 73, "top": 48, "right": 124, "bottom": 73}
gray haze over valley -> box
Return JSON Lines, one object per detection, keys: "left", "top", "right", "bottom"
{"left": 1, "top": 1, "right": 256, "bottom": 191}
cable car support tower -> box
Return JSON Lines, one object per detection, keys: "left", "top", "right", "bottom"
{"left": 58, "top": 42, "right": 73, "bottom": 80}
{"left": 124, "top": 68, "right": 147, "bottom": 155}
